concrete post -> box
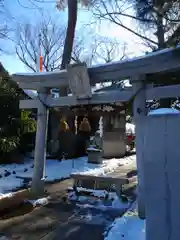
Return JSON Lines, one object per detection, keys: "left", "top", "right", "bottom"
{"left": 31, "top": 88, "right": 49, "bottom": 197}
{"left": 144, "top": 113, "right": 180, "bottom": 240}
{"left": 131, "top": 75, "right": 147, "bottom": 219}
{"left": 102, "top": 113, "right": 126, "bottom": 158}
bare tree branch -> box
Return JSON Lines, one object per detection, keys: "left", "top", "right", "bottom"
{"left": 92, "top": 0, "right": 180, "bottom": 48}
{"left": 93, "top": 0, "right": 158, "bottom": 45}
{"left": 93, "top": 36, "right": 127, "bottom": 63}
{"left": 15, "top": 14, "right": 65, "bottom": 72}
{"left": 0, "top": 0, "right": 12, "bottom": 52}
{"left": 72, "top": 34, "right": 127, "bottom": 67}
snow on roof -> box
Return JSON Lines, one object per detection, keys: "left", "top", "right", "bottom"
{"left": 148, "top": 108, "right": 180, "bottom": 116}
{"left": 14, "top": 46, "right": 180, "bottom": 78}
{"left": 15, "top": 69, "right": 66, "bottom": 77}
{"left": 105, "top": 202, "right": 145, "bottom": 240}
{"left": 92, "top": 45, "right": 180, "bottom": 70}
{"left": 23, "top": 90, "right": 38, "bottom": 99}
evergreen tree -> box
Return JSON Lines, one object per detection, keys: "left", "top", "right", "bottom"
{"left": 0, "top": 63, "right": 36, "bottom": 159}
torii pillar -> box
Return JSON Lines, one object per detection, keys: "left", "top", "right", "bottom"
{"left": 31, "top": 88, "right": 49, "bottom": 197}
{"left": 131, "top": 75, "right": 146, "bottom": 219}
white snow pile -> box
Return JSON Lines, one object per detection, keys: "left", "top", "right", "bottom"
{"left": 76, "top": 195, "right": 129, "bottom": 212}
{"left": 77, "top": 156, "right": 134, "bottom": 177}
{"left": 126, "top": 123, "right": 135, "bottom": 135}
{"left": 68, "top": 187, "right": 108, "bottom": 198}
{"left": 68, "top": 188, "right": 130, "bottom": 211}
{"left": 0, "top": 192, "right": 14, "bottom": 200}
{"left": 28, "top": 197, "right": 50, "bottom": 207}
{"left": 148, "top": 108, "right": 180, "bottom": 116}
{"left": 0, "top": 155, "right": 135, "bottom": 195}
{"left": 105, "top": 202, "right": 145, "bottom": 240}
{"left": 87, "top": 146, "right": 101, "bottom": 152}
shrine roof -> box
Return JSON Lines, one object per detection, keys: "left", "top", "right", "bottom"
{"left": 12, "top": 46, "right": 180, "bottom": 90}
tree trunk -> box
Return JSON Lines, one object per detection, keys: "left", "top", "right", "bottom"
{"left": 156, "top": 15, "right": 165, "bottom": 49}
{"left": 59, "top": 0, "right": 78, "bottom": 98}
{"left": 156, "top": 14, "right": 173, "bottom": 107}
{"left": 61, "top": 0, "right": 78, "bottom": 70}
{"left": 58, "top": 0, "right": 78, "bottom": 136}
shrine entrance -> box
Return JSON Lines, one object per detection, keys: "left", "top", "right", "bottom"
{"left": 12, "top": 47, "right": 180, "bottom": 240}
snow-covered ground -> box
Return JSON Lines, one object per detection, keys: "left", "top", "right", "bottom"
{"left": 0, "top": 155, "right": 135, "bottom": 198}
{"left": 67, "top": 187, "right": 131, "bottom": 230}
{"left": 105, "top": 202, "right": 145, "bottom": 240}
{"left": 68, "top": 189, "right": 130, "bottom": 212}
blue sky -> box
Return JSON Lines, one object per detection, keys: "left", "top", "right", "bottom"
{"left": 1, "top": 0, "right": 147, "bottom": 74}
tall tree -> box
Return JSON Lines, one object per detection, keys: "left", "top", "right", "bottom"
{"left": 133, "top": 0, "right": 180, "bottom": 107}
{"left": 132, "top": 0, "right": 180, "bottom": 49}
{"left": 92, "top": 0, "right": 180, "bottom": 108}
{"left": 72, "top": 35, "right": 127, "bottom": 66}
{"left": 56, "top": 0, "right": 94, "bottom": 70}
{"left": 92, "top": 36, "right": 126, "bottom": 64}
{"left": 92, "top": 0, "right": 180, "bottom": 51}
{"left": 0, "top": 63, "right": 35, "bottom": 161}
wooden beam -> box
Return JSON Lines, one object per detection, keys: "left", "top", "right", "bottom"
{"left": 19, "top": 99, "right": 40, "bottom": 109}
{"left": 70, "top": 173, "right": 129, "bottom": 184}
{"left": 19, "top": 84, "right": 180, "bottom": 109}
{"left": 146, "top": 84, "right": 180, "bottom": 100}
{"left": 19, "top": 90, "right": 133, "bottom": 109}
{"left": 12, "top": 70, "right": 67, "bottom": 90}
{"left": 47, "top": 90, "right": 133, "bottom": 107}
{"left": 12, "top": 47, "right": 180, "bottom": 90}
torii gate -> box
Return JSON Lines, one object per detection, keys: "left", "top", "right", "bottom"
{"left": 12, "top": 46, "right": 180, "bottom": 240}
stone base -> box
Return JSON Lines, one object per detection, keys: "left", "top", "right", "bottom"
{"left": 87, "top": 150, "right": 102, "bottom": 164}
{"left": 103, "top": 131, "right": 126, "bottom": 158}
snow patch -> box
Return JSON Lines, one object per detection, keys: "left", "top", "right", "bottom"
{"left": 148, "top": 108, "right": 180, "bottom": 116}
{"left": 76, "top": 196, "right": 129, "bottom": 212}
{"left": 0, "top": 192, "right": 14, "bottom": 200}
{"left": 75, "top": 156, "right": 134, "bottom": 177}
{"left": 68, "top": 188, "right": 130, "bottom": 211}
{"left": 28, "top": 197, "right": 50, "bottom": 207}
{"left": 105, "top": 202, "right": 145, "bottom": 240}
{"left": 87, "top": 146, "right": 101, "bottom": 152}
{"left": 126, "top": 123, "right": 135, "bottom": 135}
{"left": 0, "top": 155, "right": 135, "bottom": 195}
{"left": 68, "top": 187, "right": 108, "bottom": 198}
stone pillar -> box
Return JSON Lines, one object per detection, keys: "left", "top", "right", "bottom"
{"left": 131, "top": 75, "right": 146, "bottom": 219}
{"left": 103, "top": 112, "right": 126, "bottom": 158}
{"left": 31, "top": 88, "right": 49, "bottom": 197}
{"left": 144, "top": 113, "right": 180, "bottom": 240}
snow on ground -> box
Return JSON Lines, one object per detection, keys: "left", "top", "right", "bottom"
{"left": 104, "top": 202, "right": 145, "bottom": 240}
{"left": 67, "top": 188, "right": 131, "bottom": 230}
{"left": 77, "top": 156, "right": 134, "bottom": 176}
{"left": 28, "top": 197, "right": 50, "bottom": 207}
{"left": 0, "top": 155, "right": 135, "bottom": 196}
{"left": 68, "top": 187, "right": 130, "bottom": 213}
{"left": 75, "top": 195, "right": 129, "bottom": 212}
